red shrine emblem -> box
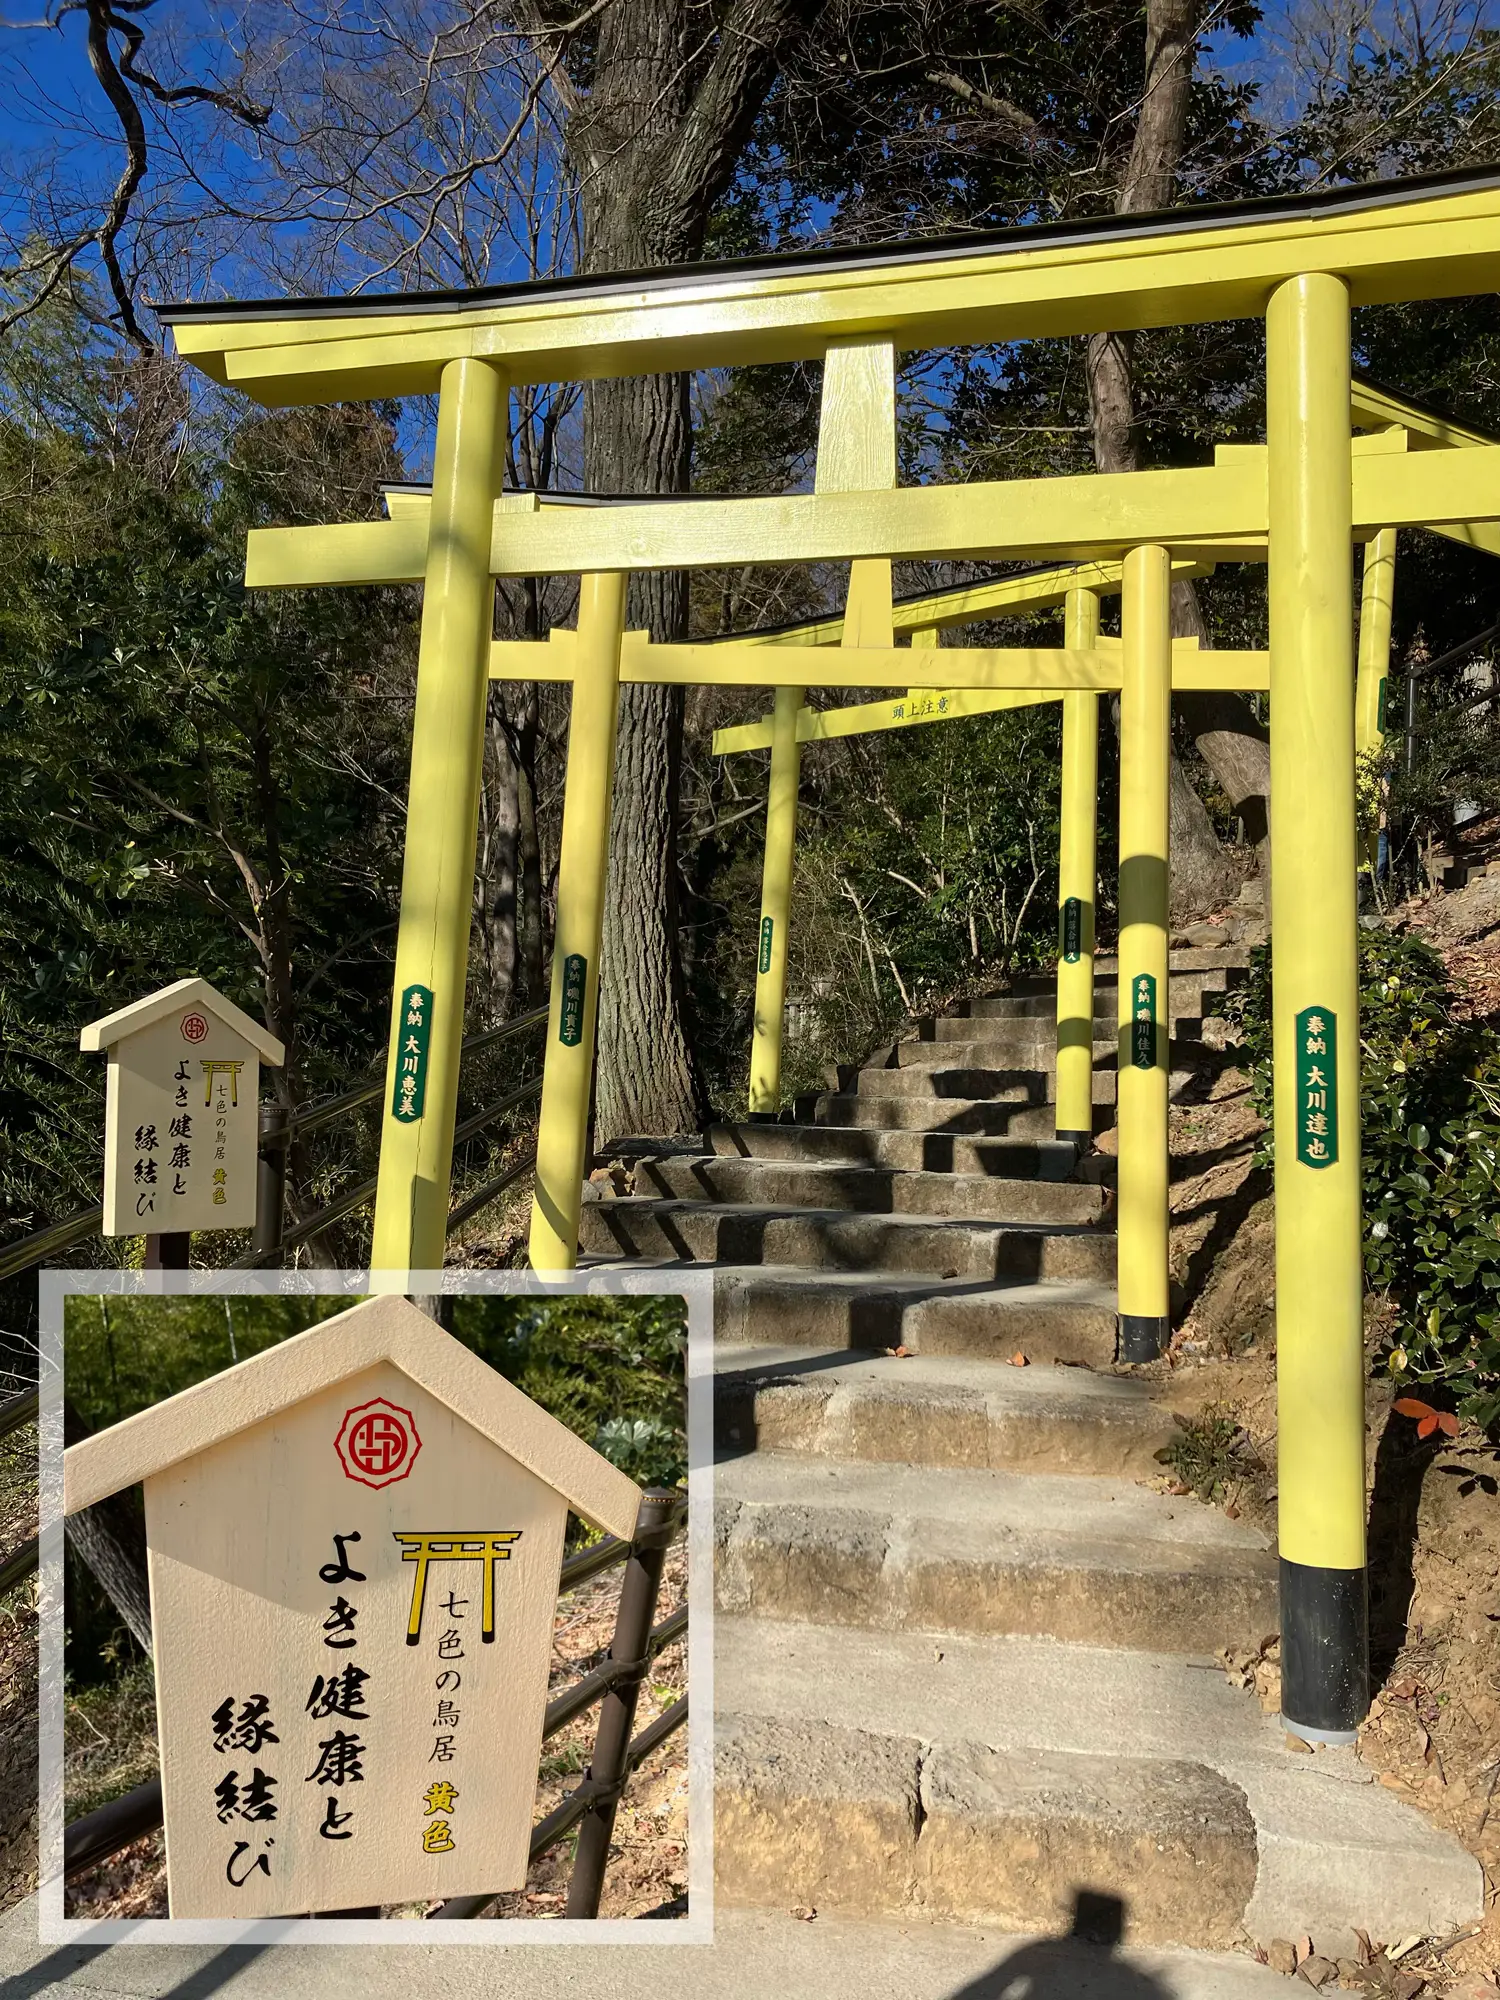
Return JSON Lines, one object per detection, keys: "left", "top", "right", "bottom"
{"left": 179, "top": 1012, "right": 209, "bottom": 1044}
{"left": 335, "top": 1397, "right": 422, "bottom": 1489}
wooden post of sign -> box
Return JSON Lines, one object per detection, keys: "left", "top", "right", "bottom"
{"left": 1115, "top": 545, "right": 1173, "bottom": 1365}
{"left": 1267, "top": 272, "right": 1368, "bottom": 1744}
{"left": 528, "top": 573, "right": 629, "bottom": 1272}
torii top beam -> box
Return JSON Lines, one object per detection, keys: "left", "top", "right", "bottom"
{"left": 161, "top": 168, "right": 1500, "bottom": 406}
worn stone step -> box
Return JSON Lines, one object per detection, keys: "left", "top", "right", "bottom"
{"left": 0, "top": 1894, "right": 1315, "bottom": 1999}
{"left": 716, "top": 1710, "right": 1255, "bottom": 1948}
{"left": 582, "top": 1201, "right": 1114, "bottom": 1282}
{"left": 706, "top": 1269, "right": 1119, "bottom": 1361}
{"left": 814, "top": 1094, "right": 1115, "bottom": 1139}
{"left": 707, "top": 1123, "right": 1083, "bottom": 1179}
{"left": 628, "top": 1156, "right": 1108, "bottom": 1223}
{"left": 714, "top": 1617, "right": 1483, "bottom": 1952}
{"left": 877, "top": 1030, "right": 1118, "bottom": 1067}
{"left": 846, "top": 1062, "right": 1117, "bottom": 1102}
{"left": 811, "top": 1093, "right": 1087, "bottom": 1136}
{"left": 716, "top": 1452, "right": 1278, "bottom": 1653}
{"left": 714, "top": 1345, "right": 1163, "bottom": 1474}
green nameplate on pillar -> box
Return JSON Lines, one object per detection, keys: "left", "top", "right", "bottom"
{"left": 1130, "top": 973, "right": 1157, "bottom": 1070}
{"left": 559, "top": 954, "right": 587, "bottom": 1047}
{"left": 1295, "top": 1005, "right": 1338, "bottom": 1168}
{"left": 1061, "top": 898, "right": 1083, "bottom": 964}
{"left": 758, "top": 916, "right": 774, "bottom": 975}
{"left": 392, "top": 985, "right": 433, "bottom": 1122}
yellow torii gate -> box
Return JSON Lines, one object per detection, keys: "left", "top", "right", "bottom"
{"left": 163, "top": 163, "right": 1500, "bottom": 1748}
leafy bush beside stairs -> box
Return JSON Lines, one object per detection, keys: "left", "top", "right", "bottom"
{"left": 1220, "top": 929, "right": 1500, "bottom": 1432}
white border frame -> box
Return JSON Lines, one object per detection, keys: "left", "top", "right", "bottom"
{"left": 37, "top": 1265, "right": 714, "bottom": 1947}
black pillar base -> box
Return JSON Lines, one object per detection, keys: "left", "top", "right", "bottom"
{"left": 1280, "top": 1556, "right": 1368, "bottom": 1743}
{"left": 1117, "top": 1313, "right": 1168, "bottom": 1364}
{"left": 746, "top": 1111, "right": 779, "bottom": 1125}
{"left": 1055, "top": 1128, "right": 1092, "bottom": 1152}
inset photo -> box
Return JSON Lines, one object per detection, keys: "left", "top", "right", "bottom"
{"left": 39, "top": 1273, "right": 710, "bottom": 1944}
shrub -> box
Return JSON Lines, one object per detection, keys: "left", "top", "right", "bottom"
{"left": 1219, "top": 928, "right": 1500, "bottom": 1431}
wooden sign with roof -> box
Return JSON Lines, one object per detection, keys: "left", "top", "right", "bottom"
{"left": 63, "top": 1293, "right": 643, "bottom": 1917}
{"left": 80, "top": 979, "right": 285, "bottom": 1237}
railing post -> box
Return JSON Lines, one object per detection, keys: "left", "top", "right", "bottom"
{"left": 253, "top": 1103, "right": 290, "bottom": 1261}
{"left": 1116, "top": 544, "right": 1172, "bottom": 1365}
{"left": 1056, "top": 586, "right": 1101, "bottom": 1148}
{"left": 528, "top": 573, "right": 628, "bottom": 1272}
{"left": 1266, "top": 271, "right": 1368, "bottom": 1745}
{"left": 371, "top": 354, "right": 507, "bottom": 1279}
{"left": 564, "top": 1490, "right": 680, "bottom": 1918}
{"left": 747, "top": 684, "right": 803, "bottom": 1118}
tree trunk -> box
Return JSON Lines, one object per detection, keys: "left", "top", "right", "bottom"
{"left": 558, "top": 0, "right": 820, "bottom": 1141}
{"left": 1083, "top": 0, "right": 1267, "bottom": 918}
{"left": 474, "top": 693, "right": 521, "bottom": 1023}
{"left": 513, "top": 684, "right": 545, "bottom": 1007}
{"left": 63, "top": 1401, "right": 152, "bottom": 1656}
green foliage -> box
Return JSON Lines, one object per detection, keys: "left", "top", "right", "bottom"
{"left": 0, "top": 300, "right": 415, "bottom": 1289}
{"left": 65, "top": 1291, "right": 687, "bottom": 1489}
{"left": 1154, "top": 1405, "right": 1261, "bottom": 1504}
{"left": 1220, "top": 930, "right": 1500, "bottom": 1430}
{"left": 449, "top": 1294, "right": 686, "bottom": 1490}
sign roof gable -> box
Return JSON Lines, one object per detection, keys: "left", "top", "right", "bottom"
{"left": 80, "top": 977, "right": 286, "bottom": 1064}
{"left": 63, "top": 1294, "right": 644, "bottom": 1541}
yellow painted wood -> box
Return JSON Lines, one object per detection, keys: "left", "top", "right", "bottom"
{"left": 170, "top": 182, "right": 1500, "bottom": 403}
{"left": 819, "top": 338, "right": 899, "bottom": 652}
{"left": 527, "top": 574, "right": 628, "bottom": 1273}
{"left": 1116, "top": 545, "right": 1173, "bottom": 1329}
{"left": 370, "top": 357, "right": 507, "bottom": 1278}
{"left": 747, "top": 686, "right": 804, "bottom": 1114}
{"left": 1351, "top": 378, "right": 1498, "bottom": 449}
{"left": 247, "top": 447, "right": 1500, "bottom": 591}
{"left": 1056, "top": 589, "right": 1101, "bottom": 1142}
{"left": 1267, "top": 273, "right": 1367, "bottom": 1580}
{"left": 1356, "top": 529, "right": 1397, "bottom": 756}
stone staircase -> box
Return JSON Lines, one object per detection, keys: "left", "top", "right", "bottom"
{"left": 582, "top": 946, "right": 1481, "bottom": 1954}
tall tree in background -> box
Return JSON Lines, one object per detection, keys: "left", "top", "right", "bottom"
{"left": 1085, "top": 0, "right": 1270, "bottom": 913}
{"left": 542, "top": 0, "right": 824, "bottom": 1141}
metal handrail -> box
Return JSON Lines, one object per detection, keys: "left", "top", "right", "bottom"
{"left": 0, "top": 1005, "right": 548, "bottom": 1283}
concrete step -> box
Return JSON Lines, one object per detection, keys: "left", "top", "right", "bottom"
{"left": 707, "top": 1124, "right": 1082, "bottom": 1179}
{"left": 814, "top": 1094, "right": 1115, "bottom": 1139}
{"left": 0, "top": 1893, "right": 1310, "bottom": 1998}
{"left": 714, "top": 1345, "right": 1166, "bottom": 1474}
{"left": 811, "top": 1093, "right": 1086, "bottom": 1136}
{"left": 628, "top": 1156, "right": 1108, "bottom": 1224}
{"left": 707, "top": 1269, "right": 1120, "bottom": 1362}
{"left": 715, "top": 1452, "right": 1278, "bottom": 1654}
{"left": 876, "top": 1031, "right": 1118, "bottom": 1067}
{"left": 714, "top": 1617, "right": 1483, "bottom": 1952}
{"left": 844, "top": 1063, "right": 1117, "bottom": 1103}
{"left": 582, "top": 1202, "right": 1115, "bottom": 1282}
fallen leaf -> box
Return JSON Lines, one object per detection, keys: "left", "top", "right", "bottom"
{"left": 1300, "top": 1957, "right": 1338, "bottom": 1988}
{"left": 1009, "top": 1351, "right": 1029, "bottom": 1367}
{"left": 790, "top": 1906, "right": 817, "bottom": 1922}
{"left": 1286, "top": 1733, "right": 1313, "bottom": 1754}
{"left": 1297, "top": 1935, "right": 1314, "bottom": 1965}
{"left": 1225, "top": 1502, "right": 1241, "bottom": 1520}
